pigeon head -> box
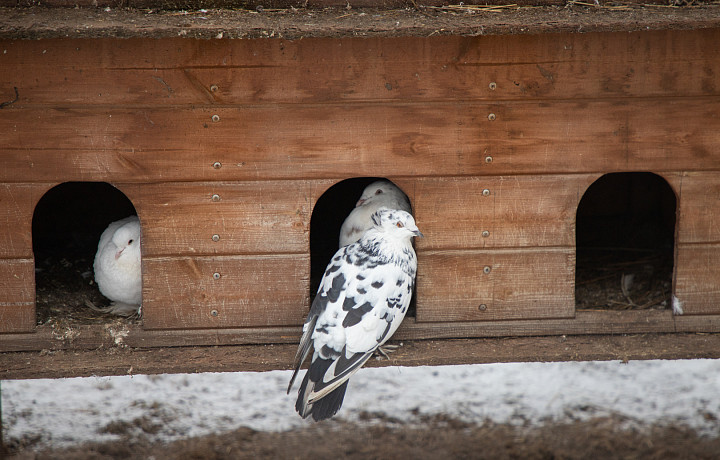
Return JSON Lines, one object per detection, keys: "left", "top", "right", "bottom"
{"left": 355, "top": 180, "right": 408, "bottom": 208}
{"left": 111, "top": 220, "right": 141, "bottom": 262}
{"left": 370, "top": 208, "right": 423, "bottom": 240}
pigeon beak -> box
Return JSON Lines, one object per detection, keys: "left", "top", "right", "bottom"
{"left": 412, "top": 229, "right": 424, "bottom": 238}
{"left": 355, "top": 198, "right": 366, "bottom": 207}
{"left": 115, "top": 248, "right": 124, "bottom": 260}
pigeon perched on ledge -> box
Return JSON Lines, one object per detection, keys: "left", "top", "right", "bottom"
{"left": 339, "top": 180, "right": 412, "bottom": 247}
{"left": 92, "top": 216, "right": 142, "bottom": 316}
{"left": 288, "top": 208, "right": 422, "bottom": 421}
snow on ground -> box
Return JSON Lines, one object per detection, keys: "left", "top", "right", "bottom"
{"left": 3, "top": 359, "right": 720, "bottom": 448}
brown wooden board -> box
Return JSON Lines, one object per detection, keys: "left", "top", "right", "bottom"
{"left": 3, "top": 332, "right": 720, "bottom": 381}
{"left": 2, "top": 31, "right": 720, "bottom": 105}
{"left": 0, "top": 258, "right": 35, "bottom": 333}
{"left": 410, "top": 175, "right": 598, "bottom": 250}
{"left": 122, "top": 181, "right": 332, "bottom": 256}
{"left": 2, "top": 98, "right": 719, "bottom": 183}
{"left": 142, "top": 254, "right": 309, "bottom": 329}
{"left": 0, "top": 183, "right": 54, "bottom": 258}
{"left": 416, "top": 248, "right": 574, "bottom": 322}
{"left": 674, "top": 244, "right": 720, "bottom": 316}
{"left": 676, "top": 172, "right": 720, "bottom": 244}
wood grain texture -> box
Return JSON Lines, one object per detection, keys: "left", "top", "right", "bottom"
{"left": 2, "top": 98, "right": 719, "bottom": 183}
{"left": 416, "top": 248, "right": 575, "bottom": 322}
{"left": 122, "top": 181, "right": 332, "bottom": 256}
{"left": 2, "top": 31, "right": 719, "bottom": 106}
{"left": 0, "top": 183, "right": 54, "bottom": 257}
{"left": 4, "top": 332, "right": 720, "bottom": 380}
{"left": 142, "top": 254, "right": 310, "bottom": 329}
{"left": 674, "top": 244, "right": 720, "bottom": 316}
{"left": 5, "top": 310, "right": 720, "bottom": 358}
{"left": 412, "top": 175, "right": 598, "bottom": 250}
{"left": 0, "top": 258, "right": 35, "bottom": 333}
{"left": 676, "top": 172, "right": 720, "bottom": 244}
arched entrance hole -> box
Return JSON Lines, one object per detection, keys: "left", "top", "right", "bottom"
{"left": 575, "top": 173, "right": 676, "bottom": 310}
{"left": 32, "top": 182, "right": 138, "bottom": 325}
{"left": 309, "top": 177, "right": 415, "bottom": 315}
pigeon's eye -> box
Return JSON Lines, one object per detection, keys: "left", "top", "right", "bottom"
{"left": 396, "top": 222, "right": 404, "bottom": 228}
{"left": 375, "top": 189, "right": 383, "bottom": 195}
{"left": 128, "top": 239, "right": 134, "bottom": 245}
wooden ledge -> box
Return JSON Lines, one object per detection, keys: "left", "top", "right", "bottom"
{"left": 1, "top": 4, "right": 720, "bottom": 40}
{"left": 1, "top": 332, "right": 719, "bottom": 380}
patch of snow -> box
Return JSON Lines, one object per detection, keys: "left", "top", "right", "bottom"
{"left": 3, "top": 359, "right": 719, "bottom": 448}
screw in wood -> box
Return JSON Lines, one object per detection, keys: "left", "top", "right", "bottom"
{"left": 213, "top": 161, "right": 222, "bottom": 169}
{"left": 489, "top": 82, "right": 497, "bottom": 90}
{"left": 483, "top": 266, "right": 491, "bottom": 274}
{"left": 482, "top": 189, "right": 490, "bottom": 197}
{"left": 211, "top": 310, "right": 219, "bottom": 317}
{"left": 488, "top": 113, "right": 496, "bottom": 121}
{"left": 478, "top": 304, "right": 487, "bottom": 311}
{"left": 211, "top": 114, "right": 220, "bottom": 122}
{"left": 212, "top": 234, "right": 220, "bottom": 242}
{"left": 481, "top": 230, "right": 490, "bottom": 238}
{"left": 211, "top": 194, "right": 221, "bottom": 202}
{"left": 213, "top": 272, "right": 221, "bottom": 280}
{"left": 210, "top": 84, "right": 219, "bottom": 92}
{"left": 485, "top": 156, "right": 493, "bottom": 164}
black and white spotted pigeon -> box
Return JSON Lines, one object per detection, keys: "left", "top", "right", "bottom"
{"left": 288, "top": 208, "right": 422, "bottom": 421}
{"left": 339, "top": 180, "right": 411, "bottom": 247}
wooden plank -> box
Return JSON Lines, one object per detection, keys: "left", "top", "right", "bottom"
{"left": 416, "top": 248, "right": 575, "bottom": 322}
{"left": 2, "top": 30, "right": 720, "bottom": 106}
{"left": 122, "top": 180, "right": 332, "bottom": 256}
{"left": 141, "top": 254, "right": 309, "bottom": 329}
{"left": 3, "top": 332, "right": 720, "bottom": 380}
{"left": 0, "top": 183, "right": 53, "bottom": 258}
{"left": 676, "top": 172, "right": 720, "bottom": 244}
{"left": 7, "top": 309, "right": 720, "bottom": 355}
{"left": 0, "top": 258, "right": 35, "bottom": 333}
{"left": 410, "top": 175, "right": 597, "bottom": 250}
{"left": 2, "top": 98, "right": 719, "bottom": 183}
{"left": 674, "top": 243, "right": 720, "bottom": 315}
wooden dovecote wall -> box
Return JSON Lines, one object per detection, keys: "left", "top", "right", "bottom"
{"left": 1, "top": 18, "right": 720, "bottom": 369}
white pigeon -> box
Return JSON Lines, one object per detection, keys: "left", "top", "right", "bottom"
{"left": 339, "top": 180, "right": 412, "bottom": 247}
{"left": 288, "top": 208, "right": 422, "bottom": 421}
{"left": 92, "top": 216, "right": 142, "bottom": 316}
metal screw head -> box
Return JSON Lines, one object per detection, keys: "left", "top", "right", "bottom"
{"left": 213, "top": 161, "right": 222, "bottom": 169}
{"left": 478, "top": 304, "right": 487, "bottom": 311}
{"left": 485, "top": 156, "right": 493, "bottom": 164}
{"left": 211, "top": 194, "right": 221, "bottom": 202}
{"left": 210, "top": 84, "right": 219, "bottom": 92}
{"left": 488, "top": 113, "right": 496, "bottom": 121}
{"left": 483, "top": 266, "right": 491, "bottom": 274}
{"left": 211, "top": 114, "right": 220, "bottom": 122}
{"left": 213, "top": 272, "right": 221, "bottom": 280}
{"left": 211, "top": 309, "right": 219, "bottom": 317}
{"left": 482, "top": 189, "right": 490, "bottom": 197}
{"left": 481, "top": 230, "right": 490, "bottom": 238}
{"left": 489, "top": 82, "right": 497, "bottom": 90}
{"left": 212, "top": 234, "right": 220, "bottom": 242}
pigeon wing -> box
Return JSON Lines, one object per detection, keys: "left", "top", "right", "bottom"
{"left": 302, "top": 252, "right": 413, "bottom": 406}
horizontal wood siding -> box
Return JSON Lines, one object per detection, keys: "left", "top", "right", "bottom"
{"left": 0, "top": 259, "right": 35, "bottom": 332}
{"left": 142, "top": 255, "right": 309, "bottom": 329}
{"left": 416, "top": 249, "right": 574, "bottom": 322}
{"left": 0, "top": 28, "right": 719, "bottom": 340}
{"left": 2, "top": 99, "right": 719, "bottom": 182}
{"left": 674, "top": 244, "right": 720, "bottom": 316}
{"left": 122, "top": 181, "right": 332, "bottom": 256}
{"left": 2, "top": 31, "right": 719, "bottom": 106}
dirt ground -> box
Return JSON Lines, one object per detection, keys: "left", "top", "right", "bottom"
{"left": 2, "top": 3, "right": 720, "bottom": 41}
{"left": 6, "top": 413, "right": 720, "bottom": 459}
